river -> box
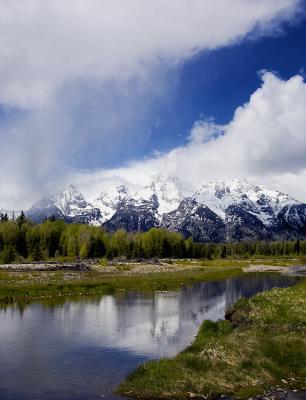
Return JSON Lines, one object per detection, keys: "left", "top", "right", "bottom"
{"left": 0, "top": 273, "right": 299, "bottom": 400}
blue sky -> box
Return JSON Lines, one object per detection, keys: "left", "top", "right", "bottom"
{"left": 131, "top": 18, "right": 306, "bottom": 164}
{"left": 69, "top": 11, "right": 306, "bottom": 171}
{"left": 1, "top": 0, "right": 306, "bottom": 208}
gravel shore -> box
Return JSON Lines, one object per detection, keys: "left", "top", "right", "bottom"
{"left": 244, "top": 265, "right": 306, "bottom": 277}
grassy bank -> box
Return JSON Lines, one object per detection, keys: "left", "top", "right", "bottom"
{"left": 0, "top": 257, "right": 305, "bottom": 304}
{"left": 117, "top": 278, "right": 306, "bottom": 399}
{"left": 0, "top": 259, "right": 249, "bottom": 303}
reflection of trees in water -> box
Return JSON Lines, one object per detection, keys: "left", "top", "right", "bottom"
{"left": 0, "top": 274, "right": 299, "bottom": 400}
{"left": 94, "top": 274, "right": 299, "bottom": 353}
{"left": 0, "top": 274, "right": 298, "bottom": 359}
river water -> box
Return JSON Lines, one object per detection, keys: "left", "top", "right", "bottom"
{"left": 0, "top": 273, "right": 299, "bottom": 400}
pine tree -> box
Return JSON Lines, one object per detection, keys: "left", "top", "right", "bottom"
{"left": 0, "top": 232, "right": 4, "bottom": 252}
{"left": 0, "top": 213, "right": 8, "bottom": 222}
{"left": 220, "top": 245, "right": 227, "bottom": 258}
{"left": 32, "top": 242, "right": 42, "bottom": 261}
{"left": 294, "top": 238, "right": 301, "bottom": 256}
{"left": 16, "top": 210, "right": 27, "bottom": 228}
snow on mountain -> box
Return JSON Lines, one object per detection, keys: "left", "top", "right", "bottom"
{"left": 93, "top": 184, "right": 131, "bottom": 223}
{"left": 24, "top": 176, "right": 306, "bottom": 241}
{"left": 55, "top": 184, "right": 90, "bottom": 217}
{"left": 133, "top": 175, "right": 187, "bottom": 217}
{"left": 160, "top": 178, "right": 296, "bottom": 242}
{"left": 85, "top": 175, "right": 186, "bottom": 231}
{"left": 153, "top": 175, "right": 187, "bottom": 215}
{"left": 193, "top": 178, "right": 297, "bottom": 226}
{"left": 103, "top": 181, "right": 161, "bottom": 232}
{"left": 100, "top": 175, "right": 186, "bottom": 228}
{"left": 161, "top": 178, "right": 306, "bottom": 241}
{"left": 134, "top": 183, "right": 159, "bottom": 216}
{"left": 27, "top": 184, "right": 102, "bottom": 225}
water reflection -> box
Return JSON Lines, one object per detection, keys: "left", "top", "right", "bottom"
{"left": 0, "top": 273, "right": 298, "bottom": 400}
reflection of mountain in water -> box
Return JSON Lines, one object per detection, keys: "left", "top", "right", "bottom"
{"left": 0, "top": 274, "right": 298, "bottom": 400}
{"left": 2, "top": 274, "right": 298, "bottom": 358}
{"left": 100, "top": 273, "right": 297, "bottom": 357}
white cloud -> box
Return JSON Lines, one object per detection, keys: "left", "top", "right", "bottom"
{"left": 0, "top": 0, "right": 301, "bottom": 108}
{"left": 188, "top": 120, "right": 224, "bottom": 144}
{"left": 75, "top": 72, "right": 306, "bottom": 202}
{"left": 0, "top": 0, "right": 304, "bottom": 208}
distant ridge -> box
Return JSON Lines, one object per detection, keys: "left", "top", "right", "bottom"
{"left": 14, "top": 176, "right": 306, "bottom": 242}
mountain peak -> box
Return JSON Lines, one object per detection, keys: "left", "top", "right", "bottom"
{"left": 58, "top": 183, "right": 83, "bottom": 199}
{"left": 200, "top": 177, "right": 249, "bottom": 192}
{"left": 24, "top": 177, "right": 306, "bottom": 242}
{"left": 194, "top": 178, "right": 296, "bottom": 225}
{"left": 93, "top": 184, "right": 131, "bottom": 222}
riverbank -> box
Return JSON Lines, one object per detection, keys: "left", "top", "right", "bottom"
{"left": 0, "top": 258, "right": 305, "bottom": 304}
{"left": 117, "top": 277, "right": 306, "bottom": 399}
{"left": 0, "top": 259, "right": 243, "bottom": 303}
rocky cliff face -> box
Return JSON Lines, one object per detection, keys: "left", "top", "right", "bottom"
{"left": 98, "top": 176, "right": 184, "bottom": 231}
{"left": 25, "top": 176, "right": 306, "bottom": 242}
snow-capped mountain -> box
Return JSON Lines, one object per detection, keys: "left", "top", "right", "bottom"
{"left": 93, "top": 184, "right": 131, "bottom": 223}
{"left": 24, "top": 177, "right": 306, "bottom": 242}
{"left": 27, "top": 184, "right": 102, "bottom": 225}
{"left": 90, "top": 175, "right": 186, "bottom": 226}
{"left": 192, "top": 178, "right": 295, "bottom": 226}
{"left": 142, "top": 175, "right": 185, "bottom": 215}
{"left": 103, "top": 175, "right": 186, "bottom": 231}
{"left": 162, "top": 178, "right": 306, "bottom": 241}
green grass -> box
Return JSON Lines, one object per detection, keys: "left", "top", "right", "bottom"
{"left": 0, "top": 257, "right": 305, "bottom": 304}
{"left": 117, "top": 278, "right": 306, "bottom": 399}
{"left": 0, "top": 263, "right": 244, "bottom": 304}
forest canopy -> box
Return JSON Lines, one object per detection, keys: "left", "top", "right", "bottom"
{"left": 0, "top": 212, "right": 304, "bottom": 263}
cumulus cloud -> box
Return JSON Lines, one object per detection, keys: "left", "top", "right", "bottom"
{"left": 0, "top": 0, "right": 304, "bottom": 208}
{"left": 188, "top": 120, "right": 225, "bottom": 144}
{"left": 76, "top": 72, "right": 306, "bottom": 202}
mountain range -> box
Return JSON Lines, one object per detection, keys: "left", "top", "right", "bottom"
{"left": 14, "top": 176, "right": 306, "bottom": 242}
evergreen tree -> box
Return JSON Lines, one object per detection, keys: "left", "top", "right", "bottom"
{"left": 220, "top": 245, "right": 227, "bottom": 259}
{"left": 32, "top": 242, "right": 42, "bottom": 261}
{"left": 0, "top": 245, "right": 16, "bottom": 263}
{"left": 0, "top": 232, "right": 4, "bottom": 252}
{"left": 17, "top": 227, "right": 28, "bottom": 258}
{"left": 16, "top": 211, "right": 27, "bottom": 228}
{"left": 0, "top": 213, "right": 8, "bottom": 222}
{"left": 294, "top": 238, "right": 301, "bottom": 256}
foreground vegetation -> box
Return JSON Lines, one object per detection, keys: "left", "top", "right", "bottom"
{"left": 117, "top": 279, "right": 306, "bottom": 399}
{"left": 0, "top": 213, "right": 305, "bottom": 263}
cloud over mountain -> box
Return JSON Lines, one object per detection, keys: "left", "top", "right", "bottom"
{"left": 0, "top": 0, "right": 304, "bottom": 208}
{"left": 76, "top": 72, "right": 306, "bottom": 202}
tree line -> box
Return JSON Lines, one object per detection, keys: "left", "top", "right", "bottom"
{"left": 0, "top": 212, "right": 305, "bottom": 263}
